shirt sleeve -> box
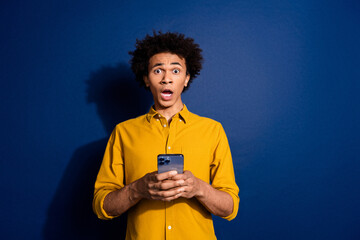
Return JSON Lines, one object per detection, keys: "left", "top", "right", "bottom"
{"left": 92, "top": 126, "right": 124, "bottom": 220}
{"left": 210, "top": 123, "right": 240, "bottom": 221}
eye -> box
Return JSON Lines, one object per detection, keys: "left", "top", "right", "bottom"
{"left": 173, "top": 69, "right": 180, "bottom": 74}
{"left": 154, "top": 69, "right": 162, "bottom": 74}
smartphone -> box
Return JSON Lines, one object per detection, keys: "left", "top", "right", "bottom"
{"left": 157, "top": 154, "right": 184, "bottom": 174}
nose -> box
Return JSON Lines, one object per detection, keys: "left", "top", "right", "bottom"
{"left": 161, "top": 71, "right": 173, "bottom": 84}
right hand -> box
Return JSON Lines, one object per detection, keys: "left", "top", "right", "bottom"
{"left": 130, "top": 171, "right": 186, "bottom": 201}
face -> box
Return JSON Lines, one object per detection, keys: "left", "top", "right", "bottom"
{"left": 144, "top": 52, "right": 190, "bottom": 112}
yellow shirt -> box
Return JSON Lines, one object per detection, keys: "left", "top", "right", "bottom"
{"left": 93, "top": 105, "right": 239, "bottom": 240}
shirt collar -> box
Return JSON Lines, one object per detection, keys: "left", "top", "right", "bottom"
{"left": 146, "top": 104, "right": 190, "bottom": 123}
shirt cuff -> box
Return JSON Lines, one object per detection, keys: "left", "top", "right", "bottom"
{"left": 94, "top": 190, "right": 118, "bottom": 220}
{"left": 221, "top": 191, "right": 240, "bottom": 221}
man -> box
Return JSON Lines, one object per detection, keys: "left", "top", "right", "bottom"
{"left": 93, "top": 32, "right": 239, "bottom": 240}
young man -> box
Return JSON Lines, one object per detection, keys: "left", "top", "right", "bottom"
{"left": 93, "top": 32, "right": 239, "bottom": 240}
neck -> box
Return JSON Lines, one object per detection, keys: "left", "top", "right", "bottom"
{"left": 154, "top": 102, "right": 184, "bottom": 122}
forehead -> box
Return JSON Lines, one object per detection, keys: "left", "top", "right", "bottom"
{"left": 149, "top": 52, "right": 186, "bottom": 66}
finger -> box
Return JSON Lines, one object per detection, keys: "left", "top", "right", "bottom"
{"left": 154, "top": 179, "right": 185, "bottom": 190}
{"left": 150, "top": 181, "right": 163, "bottom": 190}
{"left": 151, "top": 179, "right": 184, "bottom": 190}
{"left": 161, "top": 192, "right": 183, "bottom": 202}
{"left": 156, "top": 170, "right": 178, "bottom": 181}
{"left": 170, "top": 173, "right": 187, "bottom": 181}
{"left": 151, "top": 186, "right": 185, "bottom": 199}
{"left": 146, "top": 171, "right": 160, "bottom": 182}
{"left": 183, "top": 170, "right": 193, "bottom": 177}
{"left": 174, "top": 186, "right": 196, "bottom": 199}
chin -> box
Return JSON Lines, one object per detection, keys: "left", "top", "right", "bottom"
{"left": 159, "top": 102, "right": 173, "bottom": 109}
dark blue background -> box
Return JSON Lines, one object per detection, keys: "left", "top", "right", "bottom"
{"left": 1, "top": 0, "right": 359, "bottom": 239}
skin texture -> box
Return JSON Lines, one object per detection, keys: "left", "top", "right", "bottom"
{"left": 103, "top": 52, "right": 233, "bottom": 218}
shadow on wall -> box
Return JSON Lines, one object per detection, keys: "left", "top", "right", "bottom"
{"left": 43, "top": 63, "right": 152, "bottom": 239}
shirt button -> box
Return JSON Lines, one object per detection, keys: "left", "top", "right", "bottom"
{"left": 168, "top": 226, "right": 172, "bottom": 230}
{"left": 179, "top": 119, "right": 182, "bottom": 122}
{"left": 163, "top": 124, "right": 167, "bottom": 127}
{"left": 168, "top": 146, "right": 171, "bottom": 150}
{"left": 156, "top": 119, "right": 159, "bottom": 121}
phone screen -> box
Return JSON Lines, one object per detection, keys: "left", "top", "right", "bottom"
{"left": 157, "top": 154, "right": 184, "bottom": 174}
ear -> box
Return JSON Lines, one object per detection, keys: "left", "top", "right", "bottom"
{"left": 184, "top": 74, "right": 190, "bottom": 87}
{"left": 143, "top": 75, "right": 150, "bottom": 87}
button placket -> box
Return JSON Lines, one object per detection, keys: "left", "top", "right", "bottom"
{"left": 158, "top": 116, "right": 170, "bottom": 145}
{"left": 164, "top": 118, "right": 178, "bottom": 238}
{"left": 166, "top": 118, "right": 178, "bottom": 154}
{"left": 165, "top": 200, "right": 174, "bottom": 239}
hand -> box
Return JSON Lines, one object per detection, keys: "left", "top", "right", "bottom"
{"left": 131, "top": 171, "right": 185, "bottom": 201}
{"left": 170, "top": 171, "right": 204, "bottom": 199}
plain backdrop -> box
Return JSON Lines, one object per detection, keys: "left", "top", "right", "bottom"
{"left": 1, "top": 0, "right": 359, "bottom": 239}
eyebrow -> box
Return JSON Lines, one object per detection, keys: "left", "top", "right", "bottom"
{"left": 151, "top": 62, "right": 183, "bottom": 69}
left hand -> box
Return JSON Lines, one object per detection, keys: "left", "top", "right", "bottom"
{"left": 170, "top": 170, "right": 204, "bottom": 199}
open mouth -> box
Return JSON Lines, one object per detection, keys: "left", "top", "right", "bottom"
{"left": 161, "top": 89, "right": 173, "bottom": 100}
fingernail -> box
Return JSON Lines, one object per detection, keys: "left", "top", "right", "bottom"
{"left": 170, "top": 171, "right": 177, "bottom": 176}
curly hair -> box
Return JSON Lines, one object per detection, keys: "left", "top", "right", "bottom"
{"left": 129, "top": 31, "right": 203, "bottom": 91}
